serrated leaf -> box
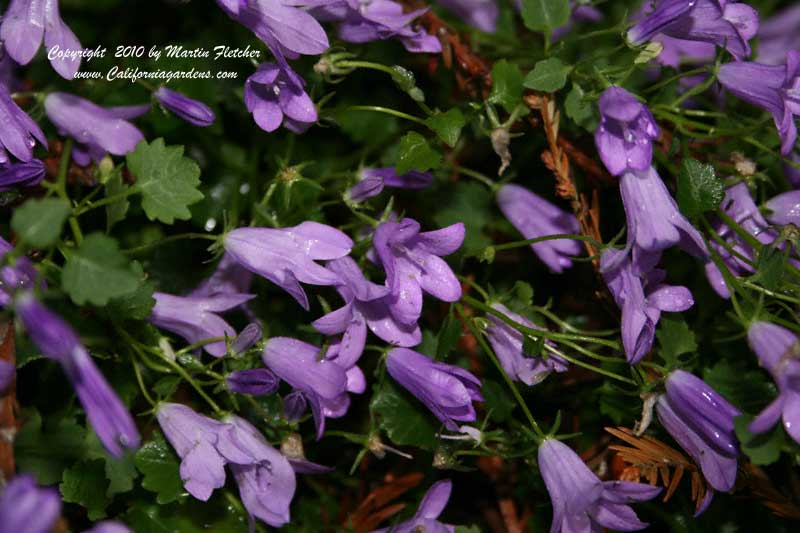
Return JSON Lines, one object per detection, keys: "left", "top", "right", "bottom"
{"left": 60, "top": 459, "right": 111, "bottom": 520}
{"left": 424, "top": 108, "right": 465, "bottom": 147}
{"left": 11, "top": 197, "right": 71, "bottom": 248}
{"left": 734, "top": 415, "right": 785, "bottom": 466}
{"left": 677, "top": 158, "right": 724, "bottom": 218}
{"left": 524, "top": 58, "right": 571, "bottom": 92}
{"left": 127, "top": 138, "right": 203, "bottom": 224}
{"left": 105, "top": 168, "right": 130, "bottom": 231}
{"left": 135, "top": 430, "right": 184, "bottom": 504}
{"left": 656, "top": 316, "right": 697, "bottom": 367}
{"left": 85, "top": 431, "right": 139, "bottom": 497}
{"left": 489, "top": 60, "right": 524, "bottom": 113}
{"left": 62, "top": 233, "right": 140, "bottom": 306}
{"left": 371, "top": 381, "right": 438, "bottom": 449}
{"left": 520, "top": 0, "right": 570, "bottom": 32}
{"left": 15, "top": 409, "right": 87, "bottom": 484}
{"left": 565, "top": 83, "right": 594, "bottom": 128}
{"left": 396, "top": 132, "right": 442, "bottom": 174}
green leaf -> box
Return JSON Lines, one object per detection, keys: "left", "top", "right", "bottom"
{"left": 433, "top": 182, "right": 492, "bottom": 256}
{"left": 11, "top": 197, "right": 72, "bottom": 248}
{"left": 482, "top": 379, "right": 514, "bottom": 423}
{"left": 564, "top": 83, "right": 594, "bottom": 128}
{"left": 656, "top": 316, "right": 697, "bottom": 367}
{"left": 85, "top": 432, "right": 139, "bottom": 497}
{"left": 455, "top": 526, "right": 482, "bottom": 533}
{"left": 62, "top": 233, "right": 140, "bottom": 306}
{"left": 489, "top": 60, "right": 524, "bottom": 113}
{"left": 126, "top": 138, "right": 203, "bottom": 224}
{"left": 424, "top": 108, "right": 465, "bottom": 147}
{"left": 396, "top": 132, "right": 442, "bottom": 174}
{"left": 436, "top": 314, "right": 463, "bottom": 359}
{"left": 371, "top": 381, "right": 438, "bottom": 449}
{"left": 676, "top": 158, "right": 724, "bottom": 218}
{"left": 704, "top": 361, "right": 777, "bottom": 413}
{"left": 135, "top": 430, "right": 184, "bottom": 504}
{"left": 60, "top": 459, "right": 111, "bottom": 520}
{"left": 105, "top": 168, "right": 130, "bottom": 231}
{"left": 753, "top": 246, "right": 787, "bottom": 291}
{"left": 15, "top": 409, "right": 87, "bottom": 484}
{"left": 105, "top": 261, "right": 156, "bottom": 320}
{"left": 520, "top": 0, "right": 570, "bottom": 32}
{"left": 523, "top": 58, "right": 571, "bottom": 92}
{"left": 734, "top": 415, "right": 785, "bottom": 466}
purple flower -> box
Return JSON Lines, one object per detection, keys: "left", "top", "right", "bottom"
{"left": 0, "top": 85, "right": 47, "bottom": 164}
{"left": 747, "top": 321, "right": 800, "bottom": 444}
{"left": 0, "top": 237, "right": 45, "bottom": 308}
{"left": 15, "top": 293, "right": 141, "bottom": 456}
{"left": 372, "top": 218, "right": 464, "bottom": 325}
{"left": 232, "top": 322, "right": 263, "bottom": 354}
{"left": 245, "top": 62, "right": 317, "bottom": 134}
{"left": 156, "top": 402, "right": 252, "bottom": 501}
{"left": 44, "top": 92, "right": 149, "bottom": 165}
{"left": 0, "top": 359, "right": 14, "bottom": 395}
{"left": 227, "top": 368, "right": 280, "bottom": 396}
{"left": 627, "top": 0, "right": 759, "bottom": 61}
{"left": 347, "top": 166, "right": 434, "bottom": 203}
{"left": 148, "top": 292, "right": 255, "bottom": 357}
{"left": 652, "top": 34, "right": 716, "bottom": 67}
{"left": 538, "top": 438, "right": 661, "bottom": 532}
{"left": 0, "top": 474, "right": 61, "bottom": 533}
{"left": 216, "top": 0, "right": 247, "bottom": 16}
{"left": 757, "top": 5, "right": 800, "bottom": 66}
{"left": 437, "top": 0, "right": 499, "bottom": 33}
{"left": 718, "top": 51, "right": 800, "bottom": 156}
{"left": 154, "top": 87, "right": 215, "bottom": 127}
{"left": 765, "top": 190, "right": 800, "bottom": 227}
{"left": 595, "top": 86, "right": 660, "bottom": 176}
{"left": 704, "top": 182, "right": 777, "bottom": 298}
{"left": 224, "top": 221, "right": 353, "bottom": 310}
{"left": 190, "top": 252, "right": 254, "bottom": 299}
{"left": 313, "top": 256, "right": 421, "bottom": 367}
{"left": 619, "top": 166, "right": 707, "bottom": 257}
{"left": 0, "top": 158, "right": 46, "bottom": 191}
{"left": 386, "top": 347, "right": 482, "bottom": 431}
{"left": 496, "top": 183, "right": 582, "bottom": 273}
{"left": 83, "top": 522, "right": 131, "bottom": 533}
{"left": 486, "top": 303, "right": 567, "bottom": 385}
{"left": 657, "top": 370, "right": 740, "bottom": 494}
{"left": 602, "top": 248, "right": 694, "bottom": 364}
{"left": 225, "top": 415, "right": 297, "bottom": 528}
{"left": 371, "top": 479, "right": 457, "bottom": 532}
{"left": 0, "top": 0, "right": 82, "bottom": 79}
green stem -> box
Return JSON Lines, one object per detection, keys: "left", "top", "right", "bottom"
{"left": 123, "top": 233, "right": 219, "bottom": 255}
{"left": 132, "top": 358, "right": 157, "bottom": 406}
{"left": 337, "top": 60, "right": 398, "bottom": 78}
{"left": 543, "top": 343, "right": 637, "bottom": 385}
{"left": 74, "top": 186, "right": 140, "bottom": 216}
{"left": 347, "top": 105, "right": 427, "bottom": 125}
{"left": 175, "top": 336, "right": 228, "bottom": 356}
{"left": 491, "top": 233, "right": 604, "bottom": 252}
{"left": 452, "top": 165, "right": 498, "bottom": 191}
{"left": 644, "top": 67, "right": 711, "bottom": 93}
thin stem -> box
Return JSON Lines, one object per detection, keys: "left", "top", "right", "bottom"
{"left": 492, "top": 233, "right": 604, "bottom": 252}
{"left": 644, "top": 67, "right": 711, "bottom": 93}
{"left": 741, "top": 281, "right": 800, "bottom": 305}
{"left": 74, "top": 186, "right": 140, "bottom": 216}
{"left": 451, "top": 165, "right": 497, "bottom": 190}
{"left": 132, "top": 358, "right": 157, "bottom": 406}
{"left": 123, "top": 233, "right": 219, "bottom": 255}
{"left": 337, "top": 60, "right": 398, "bottom": 78}
{"left": 457, "top": 275, "right": 490, "bottom": 301}
{"left": 347, "top": 106, "right": 427, "bottom": 125}
{"left": 543, "top": 343, "right": 637, "bottom": 385}
{"left": 175, "top": 336, "right": 228, "bottom": 356}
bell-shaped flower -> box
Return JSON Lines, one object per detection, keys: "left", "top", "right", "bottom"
{"left": 486, "top": 303, "right": 567, "bottom": 385}
{"left": 718, "top": 51, "right": 800, "bottom": 155}
{"left": 226, "top": 368, "right": 280, "bottom": 396}
{"left": 437, "top": 0, "right": 499, "bottom": 33}
{"left": 347, "top": 166, "right": 433, "bottom": 203}
{"left": 0, "top": 85, "right": 47, "bottom": 164}
{"left": 44, "top": 92, "right": 150, "bottom": 165}
{"left": 372, "top": 218, "right": 464, "bottom": 325}
{"left": 0, "top": 0, "right": 82, "bottom": 79}
{"left": 148, "top": 291, "right": 255, "bottom": 357}
{"left": 601, "top": 248, "right": 694, "bottom": 364}
{"left": 371, "top": 479, "right": 457, "bottom": 533}
{"left": 83, "top": 522, "right": 131, "bottom": 533}
{"left": 538, "top": 438, "right": 661, "bottom": 532}
{"left": 756, "top": 4, "right": 800, "bottom": 66}
{"left": 15, "top": 292, "right": 140, "bottom": 456}
{"left": 0, "top": 158, "right": 46, "bottom": 191}
{"left": 0, "top": 237, "right": 45, "bottom": 308}
{"left": 154, "top": 87, "right": 215, "bottom": 127}
{"left": 0, "top": 474, "right": 62, "bottom": 533}
{"left": 245, "top": 62, "right": 317, "bottom": 134}
{"left": 627, "top": 0, "right": 759, "bottom": 61}
{"left": 386, "top": 347, "right": 482, "bottom": 431}
{"left": 594, "top": 86, "right": 660, "bottom": 176}
{"left": 765, "top": 190, "right": 800, "bottom": 227}
{"left": 747, "top": 321, "right": 800, "bottom": 444}
{"left": 224, "top": 221, "right": 353, "bottom": 310}
{"left": 496, "top": 183, "right": 582, "bottom": 273}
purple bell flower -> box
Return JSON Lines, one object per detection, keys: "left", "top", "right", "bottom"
{"left": 757, "top": 5, "right": 800, "bottom": 66}
{"left": 602, "top": 248, "right": 694, "bottom": 364}
{"left": 0, "top": 0, "right": 82, "bottom": 79}
{"left": 0, "top": 85, "right": 47, "bottom": 164}
{"left": 372, "top": 218, "right": 464, "bottom": 325}
{"left": 148, "top": 292, "right": 255, "bottom": 357}
{"left": 718, "top": 51, "right": 800, "bottom": 156}
{"left": 227, "top": 368, "right": 280, "bottom": 396}
{"left": 437, "top": 0, "right": 499, "bottom": 33}
{"left": 0, "top": 474, "right": 62, "bottom": 533}
{"left": 747, "top": 321, "right": 800, "bottom": 444}
{"left": 595, "top": 86, "right": 660, "bottom": 177}
{"left": 231, "top": 322, "right": 263, "bottom": 354}
{"left": 0, "top": 237, "right": 45, "bottom": 308}
{"left": 0, "top": 359, "right": 14, "bottom": 395}
{"left": 653, "top": 34, "right": 716, "bottom": 67}
{"left": 216, "top": 0, "right": 247, "bottom": 16}
{"left": 154, "top": 87, "right": 215, "bottom": 127}
{"left": 386, "top": 347, "right": 482, "bottom": 431}
{"left": 15, "top": 293, "right": 141, "bottom": 456}
{"left": 0, "top": 158, "right": 46, "bottom": 191}
{"left": 627, "top": 0, "right": 759, "bottom": 61}
{"left": 485, "top": 303, "right": 568, "bottom": 385}
{"left": 245, "top": 62, "right": 317, "bottom": 134}
{"left": 189, "top": 252, "right": 254, "bottom": 299}
{"left": 657, "top": 370, "right": 740, "bottom": 495}
{"left": 765, "top": 190, "right": 800, "bottom": 227}
{"left": 223, "top": 221, "right": 353, "bottom": 310}
{"left": 496, "top": 183, "right": 582, "bottom": 273}
{"left": 44, "top": 92, "right": 149, "bottom": 165}
{"left": 347, "top": 166, "right": 434, "bottom": 203}
{"left": 83, "top": 522, "right": 131, "bottom": 533}
{"left": 538, "top": 438, "right": 661, "bottom": 532}
{"left": 371, "top": 479, "right": 457, "bottom": 533}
